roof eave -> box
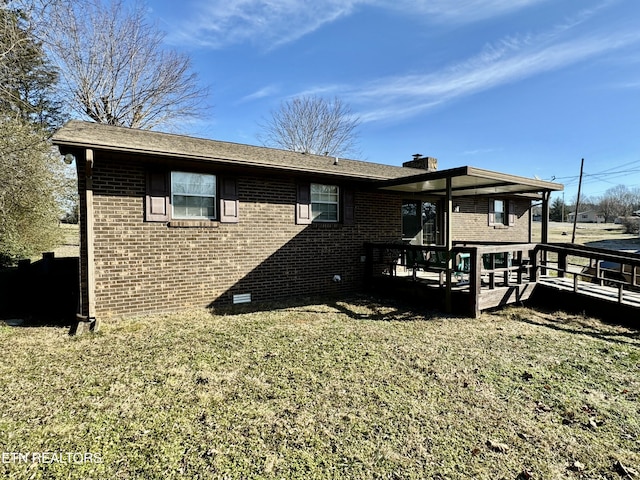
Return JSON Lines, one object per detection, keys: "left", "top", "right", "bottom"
{"left": 375, "top": 165, "right": 564, "bottom": 196}
{"left": 52, "top": 137, "right": 408, "bottom": 183}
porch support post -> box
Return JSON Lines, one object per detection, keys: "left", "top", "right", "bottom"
{"left": 540, "top": 190, "right": 550, "bottom": 275}
{"left": 541, "top": 191, "right": 550, "bottom": 244}
{"left": 445, "top": 176, "right": 453, "bottom": 313}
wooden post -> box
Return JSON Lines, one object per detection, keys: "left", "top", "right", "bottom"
{"left": 516, "top": 250, "right": 523, "bottom": 284}
{"left": 541, "top": 191, "right": 550, "bottom": 276}
{"left": 503, "top": 252, "right": 509, "bottom": 286}
{"left": 541, "top": 191, "right": 550, "bottom": 244}
{"left": 558, "top": 251, "right": 567, "bottom": 278}
{"left": 618, "top": 284, "right": 624, "bottom": 304}
{"left": 444, "top": 177, "right": 453, "bottom": 313}
{"left": 528, "top": 203, "right": 532, "bottom": 243}
{"left": 469, "top": 248, "right": 482, "bottom": 318}
{"left": 86, "top": 149, "right": 95, "bottom": 322}
{"left": 531, "top": 249, "right": 539, "bottom": 282}
{"left": 489, "top": 254, "right": 496, "bottom": 289}
{"left": 73, "top": 148, "right": 98, "bottom": 334}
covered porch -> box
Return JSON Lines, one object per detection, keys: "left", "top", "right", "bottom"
{"left": 366, "top": 166, "right": 564, "bottom": 316}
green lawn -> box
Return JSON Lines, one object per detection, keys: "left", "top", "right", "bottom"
{"left": 1, "top": 298, "right": 639, "bottom": 479}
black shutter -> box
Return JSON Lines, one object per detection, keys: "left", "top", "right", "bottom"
{"left": 343, "top": 189, "right": 355, "bottom": 225}
{"left": 296, "top": 184, "right": 312, "bottom": 224}
{"left": 146, "top": 170, "right": 170, "bottom": 222}
{"left": 488, "top": 199, "right": 496, "bottom": 226}
{"left": 508, "top": 200, "right": 516, "bottom": 226}
{"left": 220, "top": 177, "right": 239, "bottom": 223}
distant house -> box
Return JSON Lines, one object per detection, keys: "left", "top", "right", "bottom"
{"left": 52, "top": 121, "right": 563, "bottom": 328}
{"left": 567, "top": 211, "right": 604, "bottom": 223}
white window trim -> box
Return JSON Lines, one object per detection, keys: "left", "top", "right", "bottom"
{"left": 311, "top": 183, "right": 340, "bottom": 223}
{"left": 494, "top": 199, "right": 506, "bottom": 225}
{"left": 171, "top": 171, "right": 217, "bottom": 220}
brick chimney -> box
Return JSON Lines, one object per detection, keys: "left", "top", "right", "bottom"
{"left": 403, "top": 154, "right": 437, "bottom": 171}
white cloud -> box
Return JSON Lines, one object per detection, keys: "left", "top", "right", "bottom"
{"left": 610, "top": 80, "right": 640, "bottom": 90}
{"left": 342, "top": 25, "right": 640, "bottom": 123}
{"left": 167, "top": 0, "right": 549, "bottom": 50}
{"left": 168, "top": 0, "right": 361, "bottom": 49}
{"left": 462, "top": 147, "right": 501, "bottom": 156}
{"left": 239, "top": 85, "right": 281, "bottom": 103}
{"left": 393, "top": 0, "right": 550, "bottom": 23}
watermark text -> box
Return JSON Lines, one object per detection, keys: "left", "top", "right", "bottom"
{"left": 2, "top": 452, "right": 102, "bottom": 464}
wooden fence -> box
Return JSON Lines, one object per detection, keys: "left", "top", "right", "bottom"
{"left": 0, "top": 253, "right": 79, "bottom": 324}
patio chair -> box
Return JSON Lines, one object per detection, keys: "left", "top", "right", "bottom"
{"left": 405, "top": 248, "right": 429, "bottom": 279}
{"left": 454, "top": 253, "right": 471, "bottom": 284}
{"left": 425, "top": 250, "right": 449, "bottom": 286}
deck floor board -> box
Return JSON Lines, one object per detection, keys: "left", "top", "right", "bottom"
{"left": 537, "top": 276, "right": 640, "bottom": 307}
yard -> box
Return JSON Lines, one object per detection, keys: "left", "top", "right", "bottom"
{"left": 533, "top": 221, "right": 640, "bottom": 250}
{"left": 1, "top": 298, "right": 638, "bottom": 479}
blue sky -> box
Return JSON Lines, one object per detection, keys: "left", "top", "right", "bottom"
{"left": 143, "top": 0, "right": 640, "bottom": 201}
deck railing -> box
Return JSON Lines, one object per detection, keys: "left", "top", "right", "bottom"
{"left": 534, "top": 243, "right": 640, "bottom": 304}
{"left": 364, "top": 242, "right": 640, "bottom": 314}
{"left": 364, "top": 242, "right": 538, "bottom": 316}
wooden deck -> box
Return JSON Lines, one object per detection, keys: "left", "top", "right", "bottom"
{"left": 537, "top": 276, "right": 640, "bottom": 308}
{"left": 364, "top": 242, "right": 640, "bottom": 317}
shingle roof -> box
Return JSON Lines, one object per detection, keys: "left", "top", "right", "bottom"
{"left": 52, "top": 121, "right": 563, "bottom": 196}
{"left": 52, "top": 120, "right": 426, "bottom": 181}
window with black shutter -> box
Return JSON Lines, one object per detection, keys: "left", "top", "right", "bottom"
{"left": 489, "top": 198, "right": 515, "bottom": 227}
{"left": 296, "top": 182, "right": 354, "bottom": 225}
{"left": 145, "top": 170, "right": 239, "bottom": 224}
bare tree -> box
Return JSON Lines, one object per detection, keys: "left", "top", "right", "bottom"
{"left": 597, "top": 194, "right": 617, "bottom": 223}
{"left": 258, "top": 96, "right": 360, "bottom": 157}
{"left": 42, "top": 0, "right": 208, "bottom": 129}
{"left": 600, "top": 185, "right": 636, "bottom": 219}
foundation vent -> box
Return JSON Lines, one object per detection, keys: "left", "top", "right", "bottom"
{"left": 233, "top": 293, "right": 252, "bottom": 304}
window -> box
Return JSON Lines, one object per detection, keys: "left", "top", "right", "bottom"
{"left": 311, "top": 183, "right": 339, "bottom": 222}
{"left": 493, "top": 199, "right": 505, "bottom": 225}
{"left": 171, "top": 172, "right": 216, "bottom": 219}
{"left": 489, "top": 198, "right": 515, "bottom": 227}
{"left": 146, "top": 170, "right": 238, "bottom": 224}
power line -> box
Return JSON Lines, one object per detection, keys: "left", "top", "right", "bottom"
{"left": 553, "top": 158, "right": 640, "bottom": 182}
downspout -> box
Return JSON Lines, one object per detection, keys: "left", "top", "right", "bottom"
{"left": 73, "top": 148, "right": 98, "bottom": 333}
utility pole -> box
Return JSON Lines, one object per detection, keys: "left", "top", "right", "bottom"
{"left": 571, "top": 158, "right": 584, "bottom": 244}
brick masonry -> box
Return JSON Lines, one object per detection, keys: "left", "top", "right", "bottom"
{"left": 76, "top": 151, "right": 533, "bottom": 320}
{"left": 79, "top": 152, "right": 402, "bottom": 319}
{"left": 452, "top": 197, "right": 530, "bottom": 242}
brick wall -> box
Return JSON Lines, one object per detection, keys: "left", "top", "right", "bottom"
{"left": 453, "top": 197, "right": 531, "bottom": 243}
{"left": 76, "top": 150, "right": 534, "bottom": 320}
{"left": 83, "top": 153, "right": 402, "bottom": 319}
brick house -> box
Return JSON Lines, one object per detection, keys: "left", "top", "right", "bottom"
{"left": 52, "top": 121, "right": 562, "bottom": 329}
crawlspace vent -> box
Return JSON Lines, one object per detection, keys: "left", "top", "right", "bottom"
{"left": 233, "top": 293, "right": 252, "bottom": 304}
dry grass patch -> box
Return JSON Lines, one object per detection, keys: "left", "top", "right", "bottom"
{"left": 1, "top": 298, "right": 639, "bottom": 479}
